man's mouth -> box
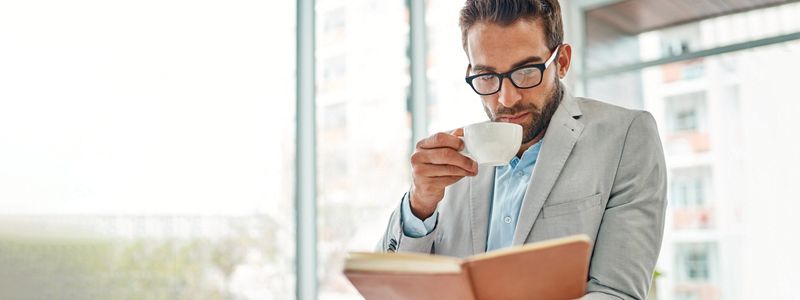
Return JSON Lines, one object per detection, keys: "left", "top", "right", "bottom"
{"left": 497, "top": 112, "right": 531, "bottom": 124}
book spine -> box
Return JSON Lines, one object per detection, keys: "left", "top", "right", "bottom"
{"left": 461, "top": 263, "right": 478, "bottom": 300}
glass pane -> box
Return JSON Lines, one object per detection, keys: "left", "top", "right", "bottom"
{"left": 315, "top": 0, "right": 411, "bottom": 298}
{"left": 674, "top": 242, "right": 718, "bottom": 299}
{"left": 0, "top": 1, "right": 295, "bottom": 298}
{"left": 426, "top": 0, "right": 488, "bottom": 133}
{"left": 586, "top": 6, "right": 800, "bottom": 298}
{"left": 585, "top": 2, "right": 800, "bottom": 73}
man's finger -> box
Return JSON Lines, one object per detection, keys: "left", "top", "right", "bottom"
{"left": 418, "top": 148, "right": 478, "bottom": 173}
{"left": 428, "top": 176, "right": 464, "bottom": 187}
{"left": 449, "top": 127, "right": 464, "bottom": 137}
{"left": 417, "top": 175, "right": 465, "bottom": 188}
{"left": 414, "top": 163, "right": 475, "bottom": 178}
{"left": 416, "top": 132, "right": 464, "bottom": 150}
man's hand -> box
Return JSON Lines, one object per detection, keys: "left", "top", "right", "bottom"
{"left": 409, "top": 128, "right": 478, "bottom": 219}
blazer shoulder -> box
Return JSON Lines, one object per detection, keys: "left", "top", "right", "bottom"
{"left": 575, "top": 97, "right": 653, "bottom": 129}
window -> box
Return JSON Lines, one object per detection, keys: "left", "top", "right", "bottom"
{"left": 324, "top": 7, "right": 347, "bottom": 34}
{"left": 666, "top": 92, "right": 706, "bottom": 133}
{"left": 321, "top": 55, "right": 347, "bottom": 85}
{"left": 670, "top": 167, "right": 713, "bottom": 230}
{"left": 686, "top": 250, "right": 710, "bottom": 280}
{"left": 425, "top": 0, "right": 489, "bottom": 133}
{"left": 673, "top": 243, "right": 719, "bottom": 300}
{"left": 673, "top": 109, "right": 698, "bottom": 132}
{"left": 672, "top": 176, "right": 705, "bottom": 209}
{"left": 663, "top": 91, "right": 710, "bottom": 154}
{"left": 315, "top": 0, "right": 411, "bottom": 298}
{"left": 675, "top": 242, "right": 717, "bottom": 282}
{"left": 0, "top": 0, "right": 295, "bottom": 298}
{"left": 580, "top": 1, "right": 800, "bottom": 299}
{"left": 323, "top": 103, "right": 348, "bottom": 130}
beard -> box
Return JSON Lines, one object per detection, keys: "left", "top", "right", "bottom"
{"left": 484, "top": 79, "right": 564, "bottom": 144}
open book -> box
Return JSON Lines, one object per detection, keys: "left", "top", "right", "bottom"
{"left": 344, "top": 234, "right": 591, "bottom": 300}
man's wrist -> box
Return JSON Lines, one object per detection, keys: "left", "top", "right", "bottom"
{"left": 401, "top": 193, "right": 438, "bottom": 238}
{"left": 409, "top": 189, "right": 437, "bottom": 219}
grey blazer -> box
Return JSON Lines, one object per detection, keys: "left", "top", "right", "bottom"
{"left": 377, "top": 91, "right": 667, "bottom": 300}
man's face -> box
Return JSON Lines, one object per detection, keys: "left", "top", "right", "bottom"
{"left": 466, "top": 19, "right": 567, "bottom": 144}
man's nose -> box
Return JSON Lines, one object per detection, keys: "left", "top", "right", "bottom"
{"left": 497, "top": 77, "right": 522, "bottom": 108}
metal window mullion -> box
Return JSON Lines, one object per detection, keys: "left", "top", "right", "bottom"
{"left": 295, "top": 0, "right": 316, "bottom": 298}
{"left": 581, "top": 31, "right": 800, "bottom": 80}
{"left": 408, "top": 0, "right": 428, "bottom": 144}
{"left": 569, "top": 0, "right": 624, "bottom": 95}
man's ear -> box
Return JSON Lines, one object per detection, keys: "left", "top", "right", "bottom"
{"left": 556, "top": 43, "right": 572, "bottom": 79}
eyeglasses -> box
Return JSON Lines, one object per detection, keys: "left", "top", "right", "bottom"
{"left": 465, "top": 46, "right": 560, "bottom": 96}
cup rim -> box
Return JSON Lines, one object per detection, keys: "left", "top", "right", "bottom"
{"left": 465, "top": 121, "right": 522, "bottom": 131}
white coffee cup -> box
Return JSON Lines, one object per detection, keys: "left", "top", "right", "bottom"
{"left": 459, "top": 122, "right": 523, "bottom": 166}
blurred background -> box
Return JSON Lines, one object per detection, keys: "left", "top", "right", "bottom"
{"left": 1, "top": 0, "right": 799, "bottom": 299}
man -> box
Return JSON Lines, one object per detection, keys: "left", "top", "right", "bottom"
{"left": 377, "top": 0, "right": 666, "bottom": 299}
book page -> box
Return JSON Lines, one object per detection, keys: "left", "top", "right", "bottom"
{"left": 464, "top": 235, "right": 591, "bottom": 300}
{"left": 345, "top": 252, "right": 463, "bottom": 274}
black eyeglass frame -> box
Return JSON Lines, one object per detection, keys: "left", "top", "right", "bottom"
{"left": 464, "top": 45, "right": 561, "bottom": 96}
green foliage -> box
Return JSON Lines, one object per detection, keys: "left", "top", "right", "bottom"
{"left": 0, "top": 215, "right": 284, "bottom": 299}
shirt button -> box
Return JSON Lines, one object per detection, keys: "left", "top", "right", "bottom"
{"left": 504, "top": 216, "right": 512, "bottom": 224}
{"left": 515, "top": 171, "right": 524, "bottom": 177}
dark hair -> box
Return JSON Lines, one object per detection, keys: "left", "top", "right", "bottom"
{"left": 459, "top": 0, "right": 563, "bottom": 53}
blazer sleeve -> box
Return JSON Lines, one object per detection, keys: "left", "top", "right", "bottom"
{"left": 584, "top": 111, "right": 668, "bottom": 299}
{"left": 375, "top": 192, "right": 440, "bottom": 254}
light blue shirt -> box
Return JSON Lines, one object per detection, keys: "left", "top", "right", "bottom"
{"left": 401, "top": 141, "right": 542, "bottom": 251}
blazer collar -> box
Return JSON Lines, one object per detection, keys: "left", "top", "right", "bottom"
{"left": 512, "top": 86, "right": 584, "bottom": 245}
{"left": 561, "top": 87, "right": 583, "bottom": 119}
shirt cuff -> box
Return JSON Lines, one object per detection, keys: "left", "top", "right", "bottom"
{"left": 400, "top": 192, "right": 439, "bottom": 238}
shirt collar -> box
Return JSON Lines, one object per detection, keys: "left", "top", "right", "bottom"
{"left": 506, "top": 140, "right": 543, "bottom": 170}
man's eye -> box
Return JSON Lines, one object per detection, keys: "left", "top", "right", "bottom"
{"left": 477, "top": 75, "right": 495, "bottom": 81}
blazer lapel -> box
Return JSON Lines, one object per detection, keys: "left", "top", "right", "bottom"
{"left": 512, "top": 90, "right": 584, "bottom": 245}
{"left": 469, "top": 164, "right": 495, "bottom": 254}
